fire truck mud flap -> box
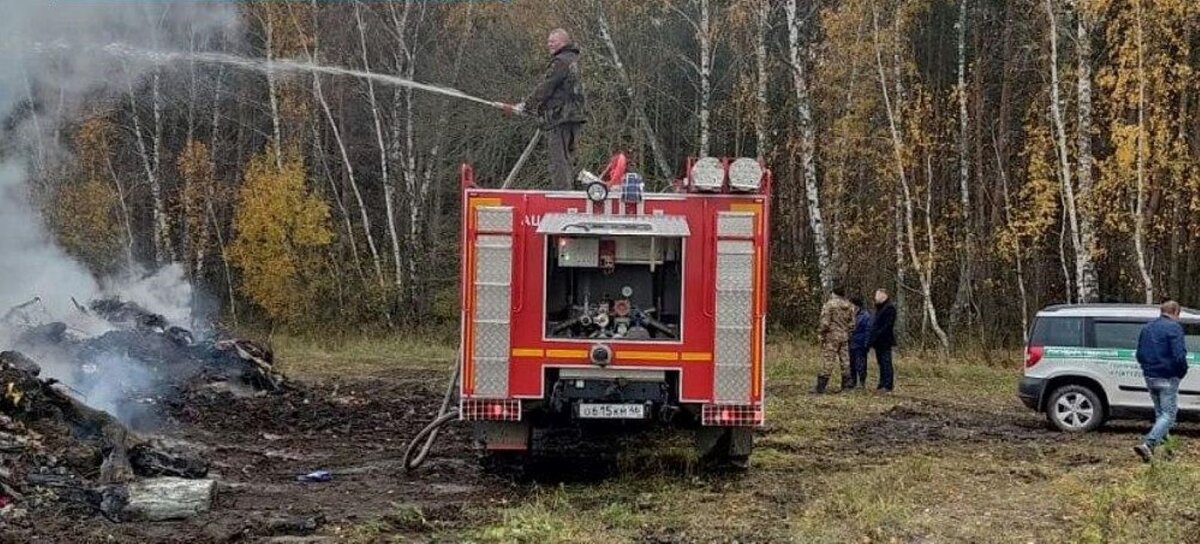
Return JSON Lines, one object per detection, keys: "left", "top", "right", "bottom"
{"left": 473, "top": 421, "right": 530, "bottom": 452}
{"left": 695, "top": 426, "right": 754, "bottom": 468}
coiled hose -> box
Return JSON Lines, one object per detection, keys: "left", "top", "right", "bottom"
{"left": 402, "top": 358, "right": 461, "bottom": 472}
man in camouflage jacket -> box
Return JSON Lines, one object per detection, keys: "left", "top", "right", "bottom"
{"left": 814, "top": 287, "right": 857, "bottom": 394}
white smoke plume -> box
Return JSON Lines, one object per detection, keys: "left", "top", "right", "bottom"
{"left": 0, "top": 1, "right": 238, "bottom": 319}
{"left": 0, "top": 1, "right": 240, "bottom": 423}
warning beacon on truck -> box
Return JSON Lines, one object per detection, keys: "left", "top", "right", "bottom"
{"left": 457, "top": 154, "right": 770, "bottom": 467}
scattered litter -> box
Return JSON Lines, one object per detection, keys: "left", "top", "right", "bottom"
{"left": 296, "top": 470, "right": 332, "bottom": 483}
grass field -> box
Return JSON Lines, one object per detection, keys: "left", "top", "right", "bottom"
{"left": 273, "top": 336, "right": 1200, "bottom": 543}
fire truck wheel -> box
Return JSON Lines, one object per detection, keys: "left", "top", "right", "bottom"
{"left": 479, "top": 451, "right": 529, "bottom": 476}
{"left": 695, "top": 427, "right": 754, "bottom": 471}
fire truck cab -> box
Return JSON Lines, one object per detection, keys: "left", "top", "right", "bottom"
{"left": 458, "top": 156, "right": 770, "bottom": 467}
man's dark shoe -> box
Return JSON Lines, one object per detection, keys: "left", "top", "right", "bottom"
{"left": 840, "top": 374, "right": 855, "bottom": 391}
{"left": 810, "top": 376, "right": 829, "bottom": 394}
{"left": 1134, "top": 443, "right": 1153, "bottom": 463}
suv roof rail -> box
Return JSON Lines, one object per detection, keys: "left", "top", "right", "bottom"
{"left": 1039, "top": 303, "right": 1200, "bottom": 316}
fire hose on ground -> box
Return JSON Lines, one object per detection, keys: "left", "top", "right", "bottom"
{"left": 402, "top": 357, "right": 461, "bottom": 472}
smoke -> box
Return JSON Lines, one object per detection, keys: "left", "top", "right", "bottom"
{"left": 0, "top": 1, "right": 240, "bottom": 424}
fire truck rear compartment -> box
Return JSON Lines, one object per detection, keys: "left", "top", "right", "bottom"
{"left": 544, "top": 235, "right": 683, "bottom": 341}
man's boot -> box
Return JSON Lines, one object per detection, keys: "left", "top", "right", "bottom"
{"left": 810, "top": 376, "right": 829, "bottom": 394}
{"left": 841, "top": 373, "right": 855, "bottom": 392}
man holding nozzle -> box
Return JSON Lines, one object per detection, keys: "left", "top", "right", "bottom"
{"left": 504, "top": 28, "right": 587, "bottom": 189}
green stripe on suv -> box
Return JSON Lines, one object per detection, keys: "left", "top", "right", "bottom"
{"left": 1043, "top": 347, "right": 1200, "bottom": 363}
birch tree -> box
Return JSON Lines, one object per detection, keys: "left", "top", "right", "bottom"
{"left": 786, "top": 0, "right": 833, "bottom": 295}
{"left": 872, "top": 5, "right": 948, "bottom": 351}
{"left": 949, "top": 0, "right": 974, "bottom": 336}
{"left": 355, "top": 2, "right": 405, "bottom": 297}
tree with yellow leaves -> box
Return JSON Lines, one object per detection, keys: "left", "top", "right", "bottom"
{"left": 230, "top": 144, "right": 333, "bottom": 324}
{"left": 49, "top": 114, "right": 129, "bottom": 276}
{"left": 1095, "top": 0, "right": 1193, "bottom": 303}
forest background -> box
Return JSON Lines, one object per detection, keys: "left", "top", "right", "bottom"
{"left": 13, "top": 0, "right": 1200, "bottom": 351}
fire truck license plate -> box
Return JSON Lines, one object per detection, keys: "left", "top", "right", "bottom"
{"left": 578, "top": 403, "right": 646, "bottom": 419}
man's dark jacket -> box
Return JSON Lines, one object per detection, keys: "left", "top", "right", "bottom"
{"left": 526, "top": 44, "right": 586, "bottom": 128}
{"left": 869, "top": 299, "right": 897, "bottom": 349}
{"left": 1136, "top": 316, "right": 1189, "bottom": 380}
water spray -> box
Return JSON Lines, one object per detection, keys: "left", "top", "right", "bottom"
{"left": 99, "top": 43, "right": 521, "bottom": 114}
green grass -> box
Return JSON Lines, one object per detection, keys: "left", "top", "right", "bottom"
{"left": 270, "top": 330, "right": 456, "bottom": 377}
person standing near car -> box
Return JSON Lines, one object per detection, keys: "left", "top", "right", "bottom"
{"left": 1133, "top": 300, "right": 1189, "bottom": 463}
{"left": 869, "top": 288, "right": 897, "bottom": 393}
{"left": 849, "top": 295, "right": 871, "bottom": 389}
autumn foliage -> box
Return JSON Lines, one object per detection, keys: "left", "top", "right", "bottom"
{"left": 230, "top": 144, "right": 332, "bottom": 324}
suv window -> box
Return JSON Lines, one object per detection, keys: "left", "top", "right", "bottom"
{"left": 1184, "top": 323, "right": 1200, "bottom": 353}
{"left": 1030, "top": 317, "right": 1084, "bottom": 347}
{"left": 1093, "top": 320, "right": 1150, "bottom": 349}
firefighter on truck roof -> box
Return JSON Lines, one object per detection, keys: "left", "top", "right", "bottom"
{"left": 505, "top": 28, "right": 587, "bottom": 190}
{"left": 814, "top": 286, "right": 857, "bottom": 394}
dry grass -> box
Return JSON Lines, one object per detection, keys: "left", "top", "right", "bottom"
{"left": 275, "top": 336, "right": 1200, "bottom": 543}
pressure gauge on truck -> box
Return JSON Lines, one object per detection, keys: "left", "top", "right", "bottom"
{"left": 586, "top": 181, "right": 609, "bottom": 203}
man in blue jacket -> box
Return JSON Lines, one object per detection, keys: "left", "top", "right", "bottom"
{"left": 849, "top": 295, "right": 871, "bottom": 389}
{"left": 1134, "top": 300, "right": 1189, "bottom": 463}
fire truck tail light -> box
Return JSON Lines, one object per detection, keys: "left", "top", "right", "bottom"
{"left": 461, "top": 399, "right": 521, "bottom": 421}
{"left": 727, "top": 158, "right": 764, "bottom": 192}
{"left": 702, "top": 404, "right": 764, "bottom": 426}
{"left": 691, "top": 157, "right": 726, "bottom": 191}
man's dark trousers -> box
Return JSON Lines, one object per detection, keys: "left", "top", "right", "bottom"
{"left": 548, "top": 122, "right": 581, "bottom": 189}
{"left": 876, "top": 346, "right": 894, "bottom": 390}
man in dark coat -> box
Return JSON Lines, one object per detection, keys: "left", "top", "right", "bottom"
{"left": 868, "top": 288, "right": 897, "bottom": 392}
{"left": 510, "top": 29, "right": 587, "bottom": 189}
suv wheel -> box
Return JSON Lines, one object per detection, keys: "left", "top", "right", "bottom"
{"left": 1045, "top": 384, "right": 1105, "bottom": 433}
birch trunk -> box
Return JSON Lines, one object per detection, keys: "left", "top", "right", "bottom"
{"left": 105, "top": 153, "right": 136, "bottom": 270}
{"left": 209, "top": 58, "right": 236, "bottom": 325}
{"left": 995, "top": 133, "right": 1029, "bottom": 344}
{"left": 264, "top": 13, "right": 283, "bottom": 170}
{"left": 1059, "top": 194, "right": 1074, "bottom": 304}
{"left": 150, "top": 63, "right": 173, "bottom": 263}
{"left": 1045, "top": 0, "right": 1088, "bottom": 304}
{"left": 753, "top": 0, "right": 770, "bottom": 159}
{"left": 595, "top": 5, "right": 673, "bottom": 179}
{"left": 949, "top": 0, "right": 974, "bottom": 337}
{"left": 387, "top": 0, "right": 423, "bottom": 306}
{"left": 786, "top": 0, "right": 833, "bottom": 295}
{"left": 307, "top": 39, "right": 387, "bottom": 290}
{"left": 1133, "top": 2, "right": 1154, "bottom": 303}
{"left": 125, "top": 71, "right": 162, "bottom": 264}
{"left": 1074, "top": 6, "right": 1101, "bottom": 303}
{"left": 923, "top": 155, "right": 950, "bottom": 350}
{"left": 311, "top": 119, "right": 366, "bottom": 285}
{"left": 356, "top": 2, "right": 404, "bottom": 296}
{"left": 698, "top": 0, "right": 712, "bottom": 156}
{"left": 423, "top": 1, "right": 475, "bottom": 252}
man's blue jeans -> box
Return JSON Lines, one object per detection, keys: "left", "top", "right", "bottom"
{"left": 1145, "top": 376, "right": 1181, "bottom": 448}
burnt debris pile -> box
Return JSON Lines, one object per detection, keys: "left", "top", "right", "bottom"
{"left": 0, "top": 297, "right": 284, "bottom": 522}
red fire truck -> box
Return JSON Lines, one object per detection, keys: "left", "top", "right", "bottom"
{"left": 457, "top": 155, "right": 770, "bottom": 466}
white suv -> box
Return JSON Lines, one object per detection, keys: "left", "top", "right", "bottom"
{"left": 1019, "top": 304, "right": 1200, "bottom": 432}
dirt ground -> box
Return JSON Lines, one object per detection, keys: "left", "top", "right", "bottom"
{"left": 7, "top": 336, "right": 1200, "bottom": 543}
